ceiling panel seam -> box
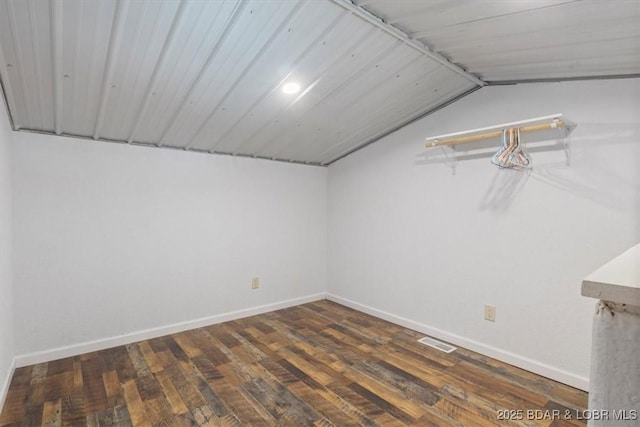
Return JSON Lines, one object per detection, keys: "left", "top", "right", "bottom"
{"left": 423, "top": 0, "right": 581, "bottom": 29}
{"left": 312, "top": 65, "right": 442, "bottom": 164}
{"left": 183, "top": 1, "right": 309, "bottom": 151}
{"left": 324, "top": 84, "right": 482, "bottom": 165}
{"left": 214, "top": 11, "right": 351, "bottom": 155}
{"left": 67, "top": 1, "right": 83, "bottom": 135}
{"left": 313, "top": 57, "right": 441, "bottom": 157}
{"left": 6, "top": 0, "right": 36, "bottom": 128}
{"left": 156, "top": 0, "right": 249, "bottom": 148}
{"left": 50, "top": 0, "right": 62, "bottom": 134}
{"left": 265, "top": 39, "right": 404, "bottom": 159}
{"left": 288, "top": 54, "right": 426, "bottom": 162}
{"left": 232, "top": 26, "right": 379, "bottom": 157}
{"left": 107, "top": 2, "right": 170, "bottom": 138}
{"left": 382, "top": 1, "right": 576, "bottom": 27}
{"left": 92, "top": 0, "right": 129, "bottom": 139}
{"left": 0, "top": 75, "right": 16, "bottom": 130}
{"left": 321, "top": 83, "right": 469, "bottom": 164}
{"left": 330, "top": 0, "right": 486, "bottom": 87}
{"left": 486, "top": 73, "right": 640, "bottom": 86}
{"left": 26, "top": 0, "right": 46, "bottom": 129}
{"left": 125, "top": 1, "right": 187, "bottom": 144}
{"left": 0, "top": 26, "right": 18, "bottom": 130}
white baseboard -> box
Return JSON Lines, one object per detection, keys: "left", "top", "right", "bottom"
{"left": 326, "top": 293, "right": 589, "bottom": 391}
{"left": 0, "top": 357, "right": 16, "bottom": 412}
{"left": 15, "top": 293, "right": 326, "bottom": 368}
{"left": 13, "top": 292, "right": 589, "bottom": 392}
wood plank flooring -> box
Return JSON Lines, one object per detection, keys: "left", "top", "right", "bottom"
{"left": 1, "top": 300, "right": 587, "bottom": 426}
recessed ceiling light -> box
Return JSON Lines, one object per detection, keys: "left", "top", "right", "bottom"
{"left": 282, "top": 82, "right": 300, "bottom": 94}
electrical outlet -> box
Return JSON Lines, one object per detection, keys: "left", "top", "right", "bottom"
{"left": 251, "top": 277, "right": 260, "bottom": 289}
{"left": 484, "top": 305, "right": 496, "bottom": 322}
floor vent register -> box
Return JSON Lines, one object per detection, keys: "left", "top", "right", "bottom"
{"left": 418, "top": 336, "right": 457, "bottom": 353}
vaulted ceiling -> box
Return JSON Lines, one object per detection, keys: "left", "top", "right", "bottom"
{"left": 0, "top": 0, "right": 638, "bottom": 165}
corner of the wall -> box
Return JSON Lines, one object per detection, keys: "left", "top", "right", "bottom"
{"left": 0, "top": 357, "right": 16, "bottom": 413}
{"left": 325, "top": 293, "right": 589, "bottom": 392}
{"left": 14, "top": 293, "right": 328, "bottom": 368}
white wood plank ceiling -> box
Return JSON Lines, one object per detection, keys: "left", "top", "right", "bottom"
{"left": 0, "top": 0, "right": 479, "bottom": 165}
{"left": 354, "top": 0, "right": 640, "bottom": 82}
{"left": 0, "top": 1, "right": 637, "bottom": 165}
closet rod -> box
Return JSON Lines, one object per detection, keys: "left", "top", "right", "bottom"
{"left": 425, "top": 119, "right": 566, "bottom": 147}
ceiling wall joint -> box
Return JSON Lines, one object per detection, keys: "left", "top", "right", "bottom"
{"left": 329, "top": 0, "right": 486, "bottom": 87}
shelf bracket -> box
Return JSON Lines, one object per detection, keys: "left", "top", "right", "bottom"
{"left": 558, "top": 125, "right": 571, "bottom": 166}
{"left": 440, "top": 146, "right": 457, "bottom": 175}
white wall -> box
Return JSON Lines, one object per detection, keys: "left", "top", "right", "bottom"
{"left": 13, "top": 134, "right": 327, "bottom": 356}
{"left": 7, "top": 77, "right": 640, "bottom": 391}
{"left": 327, "top": 78, "right": 640, "bottom": 389}
{"left": 0, "top": 98, "right": 14, "bottom": 401}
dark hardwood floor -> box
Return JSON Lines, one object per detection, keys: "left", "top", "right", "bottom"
{"left": 1, "top": 300, "right": 587, "bottom": 426}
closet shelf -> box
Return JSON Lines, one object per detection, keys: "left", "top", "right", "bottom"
{"left": 425, "top": 114, "right": 576, "bottom": 150}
